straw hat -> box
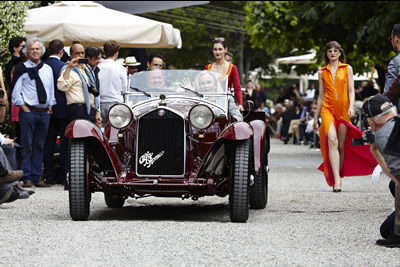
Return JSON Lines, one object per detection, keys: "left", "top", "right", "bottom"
{"left": 124, "top": 56, "right": 141, "bottom": 66}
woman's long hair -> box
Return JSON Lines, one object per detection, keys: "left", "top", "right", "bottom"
{"left": 323, "top": 41, "right": 346, "bottom": 65}
{"left": 194, "top": 70, "right": 224, "bottom": 92}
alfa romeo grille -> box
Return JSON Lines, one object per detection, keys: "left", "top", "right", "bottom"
{"left": 136, "top": 109, "right": 185, "bottom": 176}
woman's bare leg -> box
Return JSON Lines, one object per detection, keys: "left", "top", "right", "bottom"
{"left": 337, "top": 123, "right": 347, "bottom": 178}
{"left": 327, "top": 122, "right": 341, "bottom": 189}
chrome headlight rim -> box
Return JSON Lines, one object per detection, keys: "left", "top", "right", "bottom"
{"left": 108, "top": 104, "right": 133, "bottom": 129}
{"left": 189, "top": 104, "right": 214, "bottom": 130}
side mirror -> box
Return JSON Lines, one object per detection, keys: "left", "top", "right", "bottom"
{"left": 244, "top": 100, "right": 254, "bottom": 112}
{"left": 241, "top": 100, "right": 254, "bottom": 120}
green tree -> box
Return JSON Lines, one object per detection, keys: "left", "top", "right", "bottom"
{"left": 0, "top": 1, "right": 39, "bottom": 68}
{"left": 244, "top": 1, "right": 400, "bottom": 89}
{"left": 0, "top": 1, "right": 39, "bottom": 136}
{"left": 141, "top": 1, "right": 269, "bottom": 84}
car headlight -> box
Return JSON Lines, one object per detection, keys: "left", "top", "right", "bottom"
{"left": 108, "top": 104, "right": 133, "bottom": 129}
{"left": 189, "top": 105, "right": 214, "bottom": 129}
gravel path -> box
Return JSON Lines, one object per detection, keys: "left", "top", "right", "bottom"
{"left": 0, "top": 138, "right": 398, "bottom": 266}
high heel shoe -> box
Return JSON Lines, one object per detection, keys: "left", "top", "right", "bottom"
{"left": 333, "top": 181, "right": 342, "bottom": 193}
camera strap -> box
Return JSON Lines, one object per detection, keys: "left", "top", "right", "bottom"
{"left": 72, "top": 67, "right": 91, "bottom": 115}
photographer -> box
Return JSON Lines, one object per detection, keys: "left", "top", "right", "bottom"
{"left": 57, "top": 43, "right": 102, "bottom": 128}
{"left": 363, "top": 94, "right": 400, "bottom": 247}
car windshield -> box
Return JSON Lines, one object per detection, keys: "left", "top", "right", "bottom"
{"left": 125, "top": 70, "right": 229, "bottom": 109}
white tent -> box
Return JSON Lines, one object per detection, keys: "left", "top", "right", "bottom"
{"left": 269, "top": 49, "right": 379, "bottom": 93}
{"left": 274, "top": 50, "right": 317, "bottom": 65}
{"left": 24, "top": 1, "right": 182, "bottom": 48}
{"left": 95, "top": 1, "right": 209, "bottom": 14}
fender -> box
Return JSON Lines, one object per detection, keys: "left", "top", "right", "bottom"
{"left": 199, "top": 122, "right": 252, "bottom": 175}
{"left": 65, "top": 119, "right": 122, "bottom": 175}
{"left": 218, "top": 121, "right": 253, "bottom": 141}
{"left": 249, "top": 120, "right": 267, "bottom": 173}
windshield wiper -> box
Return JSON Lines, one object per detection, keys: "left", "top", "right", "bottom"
{"left": 130, "top": 87, "right": 151, "bottom": 97}
{"left": 180, "top": 86, "right": 204, "bottom": 98}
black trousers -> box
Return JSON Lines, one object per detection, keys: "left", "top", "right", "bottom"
{"left": 66, "top": 104, "right": 96, "bottom": 124}
{"left": 43, "top": 117, "right": 69, "bottom": 183}
{"left": 380, "top": 180, "right": 396, "bottom": 238}
{"left": 0, "top": 161, "right": 7, "bottom": 177}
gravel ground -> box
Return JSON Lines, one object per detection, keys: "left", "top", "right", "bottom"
{"left": 0, "top": 138, "right": 399, "bottom": 266}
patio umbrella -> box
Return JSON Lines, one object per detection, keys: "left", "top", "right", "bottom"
{"left": 24, "top": 1, "right": 182, "bottom": 48}
{"left": 275, "top": 50, "right": 317, "bottom": 65}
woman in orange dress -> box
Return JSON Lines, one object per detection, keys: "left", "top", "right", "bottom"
{"left": 205, "top": 37, "right": 243, "bottom": 111}
{"left": 313, "top": 41, "right": 377, "bottom": 192}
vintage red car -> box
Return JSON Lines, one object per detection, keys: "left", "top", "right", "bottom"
{"left": 65, "top": 69, "right": 270, "bottom": 222}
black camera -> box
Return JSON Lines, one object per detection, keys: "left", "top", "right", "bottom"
{"left": 88, "top": 83, "right": 99, "bottom": 97}
{"left": 78, "top": 58, "right": 89, "bottom": 64}
{"left": 352, "top": 129, "right": 375, "bottom": 146}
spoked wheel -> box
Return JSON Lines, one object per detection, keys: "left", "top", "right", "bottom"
{"left": 229, "top": 139, "right": 251, "bottom": 223}
{"left": 104, "top": 194, "right": 125, "bottom": 208}
{"left": 69, "top": 139, "right": 91, "bottom": 221}
{"left": 250, "top": 152, "right": 268, "bottom": 209}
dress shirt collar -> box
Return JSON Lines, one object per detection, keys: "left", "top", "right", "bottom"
{"left": 25, "top": 58, "right": 39, "bottom": 68}
{"left": 49, "top": 55, "right": 61, "bottom": 60}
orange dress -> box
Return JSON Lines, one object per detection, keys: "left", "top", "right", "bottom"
{"left": 318, "top": 62, "right": 377, "bottom": 186}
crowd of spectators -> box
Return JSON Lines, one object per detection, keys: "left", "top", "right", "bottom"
{"left": 249, "top": 79, "right": 379, "bottom": 150}
{"left": 245, "top": 81, "right": 321, "bottom": 149}
{"left": 0, "top": 36, "right": 169, "bottom": 204}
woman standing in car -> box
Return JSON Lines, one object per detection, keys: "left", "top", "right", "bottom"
{"left": 205, "top": 37, "right": 243, "bottom": 111}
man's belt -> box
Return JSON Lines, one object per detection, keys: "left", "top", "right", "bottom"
{"left": 67, "top": 103, "right": 96, "bottom": 111}
{"left": 27, "top": 105, "right": 49, "bottom": 112}
{"left": 68, "top": 103, "right": 95, "bottom": 108}
{"left": 68, "top": 103, "right": 87, "bottom": 107}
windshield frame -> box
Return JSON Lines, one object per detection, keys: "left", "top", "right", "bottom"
{"left": 125, "top": 70, "right": 231, "bottom": 109}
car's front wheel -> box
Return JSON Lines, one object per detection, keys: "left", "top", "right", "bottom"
{"left": 69, "top": 139, "right": 91, "bottom": 221}
{"left": 230, "top": 139, "right": 250, "bottom": 223}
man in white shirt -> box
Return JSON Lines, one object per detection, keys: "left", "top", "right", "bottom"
{"left": 305, "top": 83, "right": 316, "bottom": 102}
{"left": 98, "top": 40, "right": 127, "bottom": 127}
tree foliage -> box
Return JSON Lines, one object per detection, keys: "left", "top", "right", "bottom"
{"left": 0, "top": 1, "right": 39, "bottom": 68}
{"left": 141, "top": 1, "right": 266, "bottom": 83}
{"left": 244, "top": 1, "right": 400, "bottom": 89}
{"left": 0, "top": 1, "right": 39, "bottom": 136}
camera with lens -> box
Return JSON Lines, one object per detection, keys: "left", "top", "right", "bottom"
{"left": 78, "top": 58, "right": 89, "bottom": 64}
{"left": 88, "top": 83, "right": 99, "bottom": 97}
{"left": 351, "top": 129, "right": 375, "bottom": 146}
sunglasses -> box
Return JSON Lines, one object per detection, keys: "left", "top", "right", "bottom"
{"left": 214, "top": 37, "right": 225, "bottom": 42}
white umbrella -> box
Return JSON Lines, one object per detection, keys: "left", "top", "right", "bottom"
{"left": 275, "top": 50, "right": 317, "bottom": 65}
{"left": 24, "top": 1, "right": 182, "bottom": 48}
{"left": 95, "top": 1, "right": 209, "bottom": 14}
